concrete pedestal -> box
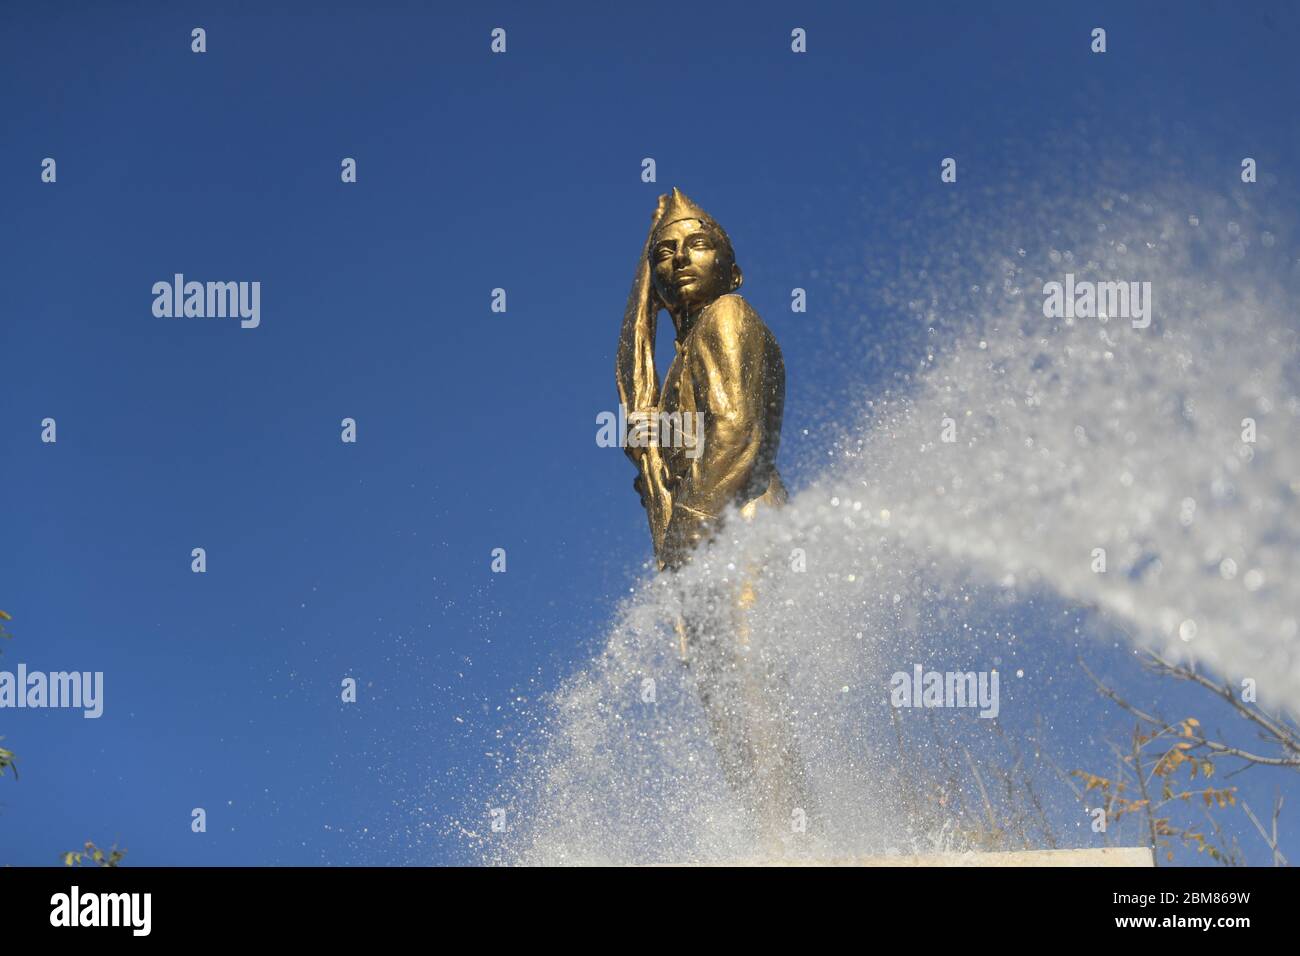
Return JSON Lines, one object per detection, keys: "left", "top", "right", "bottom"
{"left": 730, "top": 847, "right": 1154, "bottom": 866}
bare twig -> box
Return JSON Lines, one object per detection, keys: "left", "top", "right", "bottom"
{"left": 1131, "top": 724, "right": 1161, "bottom": 865}
{"left": 1239, "top": 795, "right": 1288, "bottom": 867}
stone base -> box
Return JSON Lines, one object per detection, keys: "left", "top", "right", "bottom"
{"left": 728, "top": 847, "right": 1153, "bottom": 867}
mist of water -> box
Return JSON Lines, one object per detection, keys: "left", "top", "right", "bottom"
{"left": 469, "top": 183, "right": 1299, "bottom": 865}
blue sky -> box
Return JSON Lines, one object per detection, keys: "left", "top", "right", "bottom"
{"left": 2, "top": 2, "right": 1298, "bottom": 865}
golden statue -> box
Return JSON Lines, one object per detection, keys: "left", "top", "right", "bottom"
{"left": 616, "top": 188, "right": 813, "bottom": 848}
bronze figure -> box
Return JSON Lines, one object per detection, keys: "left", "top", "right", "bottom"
{"left": 617, "top": 188, "right": 812, "bottom": 848}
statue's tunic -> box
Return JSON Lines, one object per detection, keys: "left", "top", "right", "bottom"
{"left": 658, "top": 293, "right": 787, "bottom": 569}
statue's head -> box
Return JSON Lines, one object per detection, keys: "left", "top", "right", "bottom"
{"left": 649, "top": 188, "right": 742, "bottom": 316}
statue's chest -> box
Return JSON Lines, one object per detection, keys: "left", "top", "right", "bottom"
{"left": 660, "top": 351, "right": 699, "bottom": 416}
{"left": 658, "top": 351, "right": 704, "bottom": 481}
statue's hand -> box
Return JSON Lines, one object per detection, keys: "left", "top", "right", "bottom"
{"left": 627, "top": 409, "right": 660, "bottom": 452}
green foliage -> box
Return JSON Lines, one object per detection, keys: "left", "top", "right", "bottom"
{"left": 0, "top": 740, "right": 15, "bottom": 780}
{"left": 62, "top": 841, "right": 126, "bottom": 868}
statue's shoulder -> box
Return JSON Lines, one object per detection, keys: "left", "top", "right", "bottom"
{"left": 697, "top": 294, "right": 773, "bottom": 342}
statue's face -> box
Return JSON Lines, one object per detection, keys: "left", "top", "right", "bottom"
{"left": 650, "top": 219, "right": 738, "bottom": 315}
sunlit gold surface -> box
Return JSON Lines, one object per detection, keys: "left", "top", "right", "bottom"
{"left": 616, "top": 188, "right": 811, "bottom": 844}
{"left": 617, "top": 188, "right": 787, "bottom": 570}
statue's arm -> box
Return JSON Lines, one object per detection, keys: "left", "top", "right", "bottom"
{"left": 616, "top": 195, "right": 669, "bottom": 459}
{"left": 662, "top": 296, "right": 777, "bottom": 566}
{"left": 617, "top": 196, "right": 674, "bottom": 560}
